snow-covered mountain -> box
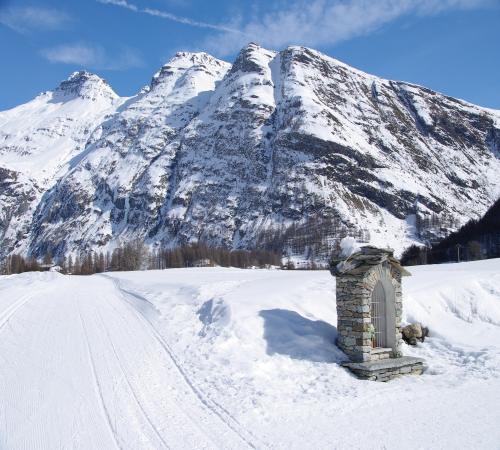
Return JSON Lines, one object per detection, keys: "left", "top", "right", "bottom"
{"left": 0, "top": 71, "right": 124, "bottom": 258}
{"left": 1, "top": 43, "right": 500, "bottom": 260}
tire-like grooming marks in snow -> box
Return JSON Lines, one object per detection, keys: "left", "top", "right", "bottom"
{"left": 0, "top": 293, "right": 35, "bottom": 331}
{"left": 105, "top": 275, "right": 259, "bottom": 449}
{"left": 75, "top": 299, "right": 122, "bottom": 450}
{"left": 0, "top": 274, "right": 253, "bottom": 449}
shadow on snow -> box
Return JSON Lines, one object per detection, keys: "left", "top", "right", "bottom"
{"left": 259, "top": 309, "right": 345, "bottom": 363}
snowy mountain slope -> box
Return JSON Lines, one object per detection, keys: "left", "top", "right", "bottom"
{"left": 1, "top": 44, "right": 500, "bottom": 259}
{"left": 0, "top": 72, "right": 124, "bottom": 258}
{"left": 1, "top": 260, "right": 500, "bottom": 448}
{"left": 21, "top": 53, "right": 231, "bottom": 257}
{"left": 0, "top": 71, "right": 122, "bottom": 183}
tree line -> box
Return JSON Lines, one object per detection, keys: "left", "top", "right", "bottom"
{"left": 1, "top": 241, "right": 282, "bottom": 275}
{"left": 1, "top": 214, "right": 379, "bottom": 274}
{"left": 3, "top": 254, "right": 42, "bottom": 275}
{"left": 149, "top": 243, "right": 281, "bottom": 270}
{"left": 255, "top": 216, "right": 371, "bottom": 268}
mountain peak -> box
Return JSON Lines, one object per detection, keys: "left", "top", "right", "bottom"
{"left": 281, "top": 45, "right": 371, "bottom": 79}
{"left": 169, "top": 51, "right": 225, "bottom": 66}
{"left": 53, "top": 71, "right": 118, "bottom": 102}
{"left": 150, "top": 51, "right": 230, "bottom": 90}
{"left": 230, "top": 42, "right": 276, "bottom": 74}
{"left": 67, "top": 70, "right": 96, "bottom": 81}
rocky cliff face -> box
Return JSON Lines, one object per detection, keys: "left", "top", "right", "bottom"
{"left": 1, "top": 44, "right": 499, "bottom": 261}
{"left": 0, "top": 71, "right": 123, "bottom": 259}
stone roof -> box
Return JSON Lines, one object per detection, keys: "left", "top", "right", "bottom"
{"left": 330, "top": 245, "right": 411, "bottom": 277}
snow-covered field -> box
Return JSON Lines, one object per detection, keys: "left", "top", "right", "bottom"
{"left": 1, "top": 260, "right": 500, "bottom": 449}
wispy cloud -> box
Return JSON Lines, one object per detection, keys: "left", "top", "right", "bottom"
{"left": 97, "top": 0, "right": 243, "bottom": 34}
{"left": 0, "top": 6, "right": 71, "bottom": 33}
{"left": 41, "top": 42, "right": 144, "bottom": 70}
{"left": 203, "top": 0, "right": 491, "bottom": 55}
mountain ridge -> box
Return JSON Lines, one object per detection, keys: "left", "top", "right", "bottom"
{"left": 1, "top": 43, "right": 499, "bottom": 262}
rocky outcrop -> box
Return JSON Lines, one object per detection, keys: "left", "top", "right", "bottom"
{"left": 0, "top": 168, "right": 40, "bottom": 258}
{"left": 402, "top": 323, "right": 429, "bottom": 346}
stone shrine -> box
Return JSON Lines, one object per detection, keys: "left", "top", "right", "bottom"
{"left": 330, "top": 246, "right": 425, "bottom": 381}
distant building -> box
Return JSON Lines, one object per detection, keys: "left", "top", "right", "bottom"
{"left": 192, "top": 259, "right": 215, "bottom": 268}
{"left": 39, "top": 263, "right": 59, "bottom": 272}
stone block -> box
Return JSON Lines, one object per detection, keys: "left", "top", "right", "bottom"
{"left": 342, "top": 357, "right": 425, "bottom": 382}
{"left": 356, "top": 305, "right": 370, "bottom": 313}
{"left": 343, "top": 337, "right": 356, "bottom": 346}
{"left": 352, "top": 323, "right": 364, "bottom": 332}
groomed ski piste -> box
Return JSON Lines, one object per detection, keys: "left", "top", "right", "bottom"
{"left": 1, "top": 259, "right": 500, "bottom": 449}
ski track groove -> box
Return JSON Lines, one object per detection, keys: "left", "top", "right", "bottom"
{"left": 92, "top": 302, "right": 172, "bottom": 450}
{"left": 1, "top": 285, "right": 55, "bottom": 449}
{"left": 0, "top": 292, "right": 35, "bottom": 332}
{"left": 101, "top": 290, "right": 221, "bottom": 448}
{"left": 102, "top": 275, "right": 259, "bottom": 450}
{"left": 75, "top": 296, "right": 123, "bottom": 450}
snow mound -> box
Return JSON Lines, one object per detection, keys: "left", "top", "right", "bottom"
{"left": 197, "top": 298, "right": 232, "bottom": 337}
{"left": 339, "top": 236, "right": 361, "bottom": 257}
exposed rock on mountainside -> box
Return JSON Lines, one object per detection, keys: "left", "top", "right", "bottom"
{"left": 1, "top": 44, "right": 499, "bottom": 261}
{"left": 0, "top": 71, "right": 123, "bottom": 259}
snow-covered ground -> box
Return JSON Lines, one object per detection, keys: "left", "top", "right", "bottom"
{"left": 1, "top": 260, "right": 500, "bottom": 449}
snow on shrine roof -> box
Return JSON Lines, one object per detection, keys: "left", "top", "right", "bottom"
{"left": 330, "top": 246, "right": 411, "bottom": 277}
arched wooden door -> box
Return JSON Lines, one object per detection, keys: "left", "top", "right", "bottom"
{"left": 370, "top": 280, "right": 387, "bottom": 348}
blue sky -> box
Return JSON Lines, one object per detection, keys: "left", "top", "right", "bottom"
{"left": 0, "top": 0, "right": 499, "bottom": 110}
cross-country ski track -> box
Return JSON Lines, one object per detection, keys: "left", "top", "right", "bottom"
{"left": 0, "top": 273, "right": 255, "bottom": 450}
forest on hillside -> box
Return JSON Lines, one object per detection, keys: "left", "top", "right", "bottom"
{"left": 402, "top": 197, "right": 500, "bottom": 265}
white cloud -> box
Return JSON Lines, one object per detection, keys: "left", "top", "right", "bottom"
{"left": 41, "top": 43, "right": 144, "bottom": 70}
{"left": 0, "top": 6, "right": 71, "bottom": 33}
{"left": 95, "top": 0, "right": 490, "bottom": 56}
{"left": 97, "top": 0, "right": 242, "bottom": 34}
{"left": 97, "top": 0, "right": 138, "bottom": 12}
{"left": 203, "top": 0, "right": 490, "bottom": 55}
{"left": 42, "top": 43, "right": 101, "bottom": 66}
